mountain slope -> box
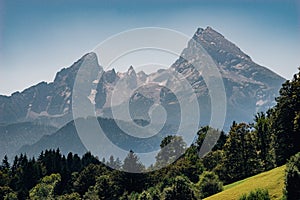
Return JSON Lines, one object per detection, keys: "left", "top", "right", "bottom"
{"left": 17, "top": 117, "right": 177, "bottom": 158}
{"left": 0, "top": 53, "right": 100, "bottom": 127}
{"left": 171, "top": 27, "right": 284, "bottom": 127}
{"left": 17, "top": 120, "right": 86, "bottom": 158}
{"left": 0, "top": 122, "right": 57, "bottom": 159}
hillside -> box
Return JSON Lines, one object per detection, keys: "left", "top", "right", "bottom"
{"left": 17, "top": 117, "right": 176, "bottom": 158}
{"left": 205, "top": 165, "right": 285, "bottom": 200}
{"left": 0, "top": 122, "right": 57, "bottom": 159}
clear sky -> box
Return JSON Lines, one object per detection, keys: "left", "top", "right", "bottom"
{"left": 0, "top": 0, "right": 299, "bottom": 95}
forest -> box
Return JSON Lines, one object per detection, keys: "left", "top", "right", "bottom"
{"left": 0, "top": 68, "right": 299, "bottom": 200}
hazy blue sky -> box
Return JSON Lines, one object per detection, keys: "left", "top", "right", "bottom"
{"left": 0, "top": 0, "right": 299, "bottom": 95}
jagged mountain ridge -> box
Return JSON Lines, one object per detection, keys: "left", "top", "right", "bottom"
{"left": 171, "top": 27, "right": 284, "bottom": 126}
{"left": 0, "top": 27, "right": 285, "bottom": 130}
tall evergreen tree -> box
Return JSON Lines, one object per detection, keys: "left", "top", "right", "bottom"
{"left": 271, "top": 68, "right": 300, "bottom": 165}
{"left": 115, "top": 151, "right": 148, "bottom": 194}
{"left": 223, "top": 122, "right": 262, "bottom": 183}
{"left": 253, "top": 112, "right": 275, "bottom": 170}
{"left": 123, "top": 150, "right": 145, "bottom": 173}
{"left": 1, "top": 156, "right": 10, "bottom": 173}
{"left": 155, "top": 136, "right": 186, "bottom": 168}
{"left": 284, "top": 152, "right": 300, "bottom": 200}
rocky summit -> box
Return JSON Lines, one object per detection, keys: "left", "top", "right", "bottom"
{"left": 0, "top": 27, "right": 285, "bottom": 158}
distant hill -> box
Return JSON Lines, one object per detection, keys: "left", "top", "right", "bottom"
{"left": 0, "top": 122, "right": 57, "bottom": 159}
{"left": 17, "top": 117, "right": 177, "bottom": 158}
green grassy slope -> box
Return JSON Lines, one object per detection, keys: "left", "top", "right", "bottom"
{"left": 205, "top": 165, "right": 285, "bottom": 200}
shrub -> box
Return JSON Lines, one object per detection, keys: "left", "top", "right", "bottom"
{"left": 284, "top": 152, "right": 300, "bottom": 200}
{"left": 239, "top": 188, "right": 270, "bottom": 200}
{"left": 197, "top": 171, "right": 223, "bottom": 198}
{"left": 162, "top": 176, "right": 196, "bottom": 200}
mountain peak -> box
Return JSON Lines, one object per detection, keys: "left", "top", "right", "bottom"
{"left": 103, "top": 68, "right": 117, "bottom": 83}
{"left": 204, "top": 26, "right": 224, "bottom": 37}
{"left": 195, "top": 27, "right": 204, "bottom": 35}
{"left": 83, "top": 51, "right": 97, "bottom": 58}
{"left": 128, "top": 65, "right": 134, "bottom": 71}
{"left": 127, "top": 65, "right": 136, "bottom": 75}
{"left": 192, "top": 26, "right": 251, "bottom": 63}
{"left": 194, "top": 26, "right": 224, "bottom": 40}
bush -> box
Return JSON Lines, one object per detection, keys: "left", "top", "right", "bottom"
{"left": 239, "top": 188, "right": 270, "bottom": 200}
{"left": 138, "top": 187, "right": 160, "bottom": 200}
{"left": 284, "top": 152, "right": 300, "bottom": 200}
{"left": 197, "top": 171, "right": 223, "bottom": 198}
{"left": 138, "top": 190, "right": 152, "bottom": 200}
{"left": 57, "top": 192, "right": 81, "bottom": 200}
{"left": 162, "top": 176, "right": 196, "bottom": 200}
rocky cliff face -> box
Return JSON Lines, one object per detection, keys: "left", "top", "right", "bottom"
{"left": 0, "top": 27, "right": 285, "bottom": 130}
{"left": 0, "top": 26, "right": 287, "bottom": 158}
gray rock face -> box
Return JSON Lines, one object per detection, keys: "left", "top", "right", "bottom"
{"left": 0, "top": 26, "right": 287, "bottom": 159}
{"left": 172, "top": 27, "right": 284, "bottom": 128}
{"left": 0, "top": 53, "right": 99, "bottom": 127}
{"left": 0, "top": 27, "right": 285, "bottom": 131}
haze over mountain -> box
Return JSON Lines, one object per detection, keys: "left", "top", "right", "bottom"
{"left": 0, "top": 27, "right": 285, "bottom": 159}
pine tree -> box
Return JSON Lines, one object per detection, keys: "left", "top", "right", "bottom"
{"left": 155, "top": 136, "right": 186, "bottom": 168}
{"left": 223, "top": 122, "right": 262, "bottom": 183}
{"left": 284, "top": 152, "right": 300, "bottom": 200}
{"left": 271, "top": 68, "right": 300, "bottom": 165}
{"left": 253, "top": 112, "right": 275, "bottom": 170}
{"left": 1, "top": 156, "right": 10, "bottom": 173}
{"left": 123, "top": 150, "right": 145, "bottom": 173}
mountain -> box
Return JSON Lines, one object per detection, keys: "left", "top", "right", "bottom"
{"left": 17, "top": 117, "right": 176, "bottom": 158}
{"left": 0, "top": 27, "right": 285, "bottom": 158}
{"left": 0, "top": 122, "right": 57, "bottom": 159}
{"left": 171, "top": 27, "right": 284, "bottom": 126}
{"left": 17, "top": 120, "right": 86, "bottom": 158}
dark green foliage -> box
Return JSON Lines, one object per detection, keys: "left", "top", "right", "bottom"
{"left": 253, "top": 112, "right": 275, "bottom": 170}
{"left": 223, "top": 122, "right": 263, "bottom": 183}
{"left": 81, "top": 152, "right": 100, "bottom": 167}
{"left": 0, "top": 170, "right": 9, "bottom": 187}
{"left": 0, "top": 156, "right": 10, "bottom": 174}
{"left": 271, "top": 68, "right": 300, "bottom": 165}
{"left": 284, "top": 152, "right": 300, "bottom": 200}
{"left": 7, "top": 154, "right": 43, "bottom": 200}
{"left": 139, "top": 187, "right": 160, "bottom": 200}
{"left": 138, "top": 190, "right": 152, "bottom": 200}
{"left": 201, "top": 150, "right": 223, "bottom": 172}
{"left": 106, "top": 155, "right": 121, "bottom": 170}
{"left": 57, "top": 192, "right": 81, "bottom": 200}
{"left": 155, "top": 136, "right": 186, "bottom": 168}
{"left": 123, "top": 150, "right": 145, "bottom": 173}
{"left": 73, "top": 164, "right": 109, "bottom": 196}
{"left": 239, "top": 188, "right": 270, "bottom": 200}
{"left": 161, "top": 176, "right": 196, "bottom": 200}
{"left": 29, "top": 173, "right": 61, "bottom": 199}
{"left": 212, "top": 130, "right": 227, "bottom": 151}
{"left": 195, "top": 126, "right": 224, "bottom": 154}
{"left": 83, "top": 175, "right": 120, "bottom": 200}
{"left": 197, "top": 171, "right": 223, "bottom": 198}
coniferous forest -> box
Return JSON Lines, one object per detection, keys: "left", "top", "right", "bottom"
{"left": 0, "top": 68, "right": 299, "bottom": 199}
